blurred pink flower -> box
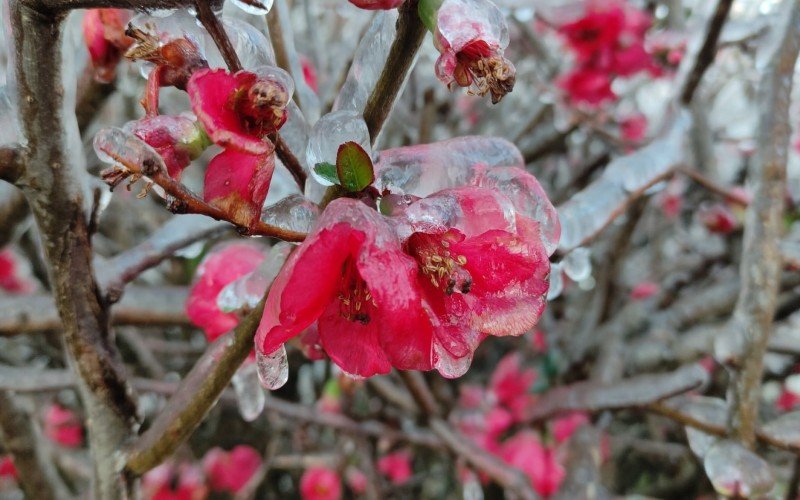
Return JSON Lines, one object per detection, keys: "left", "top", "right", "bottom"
{"left": 43, "top": 404, "right": 83, "bottom": 449}
{"left": 300, "top": 466, "right": 342, "bottom": 500}
{"left": 202, "top": 445, "right": 262, "bottom": 494}
{"left": 377, "top": 450, "right": 413, "bottom": 485}
{"left": 142, "top": 462, "right": 208, "bottom": 500}
{"left": 501, "top": 431, "right": 565, "bottom": 497}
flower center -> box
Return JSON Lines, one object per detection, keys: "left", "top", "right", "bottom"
{"left": 235, "top": 80, "right": 289, "bottom": 136}
{"left": 407, "top": 231, "right": 472, "bottom": 295}
{"left": 337, "top": 257, "right": 376, "bottom": 324}
{"left": 465, "top": 55, "right": 516, "bottom": 104}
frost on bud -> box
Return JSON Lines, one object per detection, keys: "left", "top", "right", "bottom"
{"left": 188, "top": 67, "right": 293, "bottom": 155}
{"left": 82, "top": 9, "right": 133, "bottom": 83}
{"left": 423, "top": 0, "right": 516, "bottom": 103}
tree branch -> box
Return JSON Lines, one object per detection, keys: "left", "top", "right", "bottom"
{"left": 9, "top": 3, "right": 137, "bottom": 496}
{"left": 678, "top": 0, "right": 734, "bottom": 104}
{"left": 720, "top": 0, "right": 800, "bottom": 448}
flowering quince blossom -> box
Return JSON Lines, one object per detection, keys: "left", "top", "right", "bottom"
{"left": 348, "top": 0, "right": 404, "bottom": 9}
{"left": 201, "top": 445, "right": 262, "bottom": 494}
{"left": 142, "top": 462, "right": 208, "bottom": 500}
{"left": 187, "top": 66, "right": 293, "bottom": 228}
{"left": 345, "top": 467, "right": 368, "bottom": 495}
{"left": 0, "top": 249, "right": 34, "bottom": 294}
{"left": 699, "top": 203, "right": 739, "bottom": 235}
{"left": 82, "top": 9, "right": 133, "bottom": 83}
{"left": 501, "top": 431, "right": 566, "bottom": 497}
{"left": 619, "top": 113, "right": 648, "bottom": 143}
{"left": 377, "top": 450, "right": 413, "bottom": 485}
{"left": 429, "top": 0, "right": 516, "bottom": 103}
{"left": 776, "top": 374, "right": 800, "bottom": 412}
{"left": 43, "top": 404, "right": 84, "bottom": 448}
{"left": 0, "top": 456, "right": 17, "bottom": 482}
{"left": 300, "top": 466, "right": 342, "bottom": 500}
{"left": 186, "top": 243, "right": 266, "bottom": 341}
{"left": 551, "top": 412, "right": 590, "bottom": 444}
{"left": 488, "top": 352, "right": 537, "bottom": 419}
{"left": 124, "top": 115, "right": 210, "bottom": 179}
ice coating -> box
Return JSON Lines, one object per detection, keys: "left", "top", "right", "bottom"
{"left": 256, "top": 344, "right": 289, "bottom": 390}
{"left": 681, "top": 397, "right": 727, "bottom": 458}
{"left": 547, "top": 263, "right": 563, "bottom": 301}
{"left": 436, "top": 0, "right": 509, "bottom": 51}
{"left": 261, "top": 194, "right": 321, "bottom": 234}
{"left": 0, "top": 87, "right": 20, "bottom": 145}
{"left": 306, "top": 110, "right": 372, "bottom": 186}
{"left": 761, "top": 412, "right": 800, "bottom": 448}
{"left": 374, "top": 136, "right": 524, "bottom": 196}
{"left": 231, "top": 0, "right": 273, "bottom": 15}
{"left": 703, "top": 441, "right": 774, "bottom": 497}
{"left": 217, "top": 242, "right": 292, "bottom": 313}
{"left": 562, "top": 247, "right": 591, "bottom": 281}
{"left": 557, "top": 111, "right": 690, "bottom": 251}
{"left": 333, "top": 11, "right": 398, "bottom": 113}
{"left": 93, "top": 126, "right": 167, "bottom": 175}
{"left": 279, "top": 101, "right": 310, "bottom": 173}
{"left": 232, "top": 362, "right": 266, "bottom": 421}
{"left": 434, "top": 342, "right": 472, "bottom": 379}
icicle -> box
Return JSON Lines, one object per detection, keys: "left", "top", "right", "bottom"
{"left": 562, "top": 247, "right": 591, "bottom": 281}
{"left": 256, "top": 344, "right": 289, "bottom": 390}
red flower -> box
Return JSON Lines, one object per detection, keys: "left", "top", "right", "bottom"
{"left": 551, "top": 412, "right": 590, "bottom": 444}
{"left": 300, "top": 467, "right": 342, "bottom": 500}
{"left": 142, "top": 463, "right": 208, "bottom": 500}
{"left": 433, "top": 0, "right": 515, "bottom": 103}
{"left": 699, "top": 203, "right": 739, "bottom": 234}
{"left": 776, "top": 387, "right": 800, "bottom": 412}
{"left": 203, "top": 149, "right": 276, "bottom": 229}
{"left": 377, "top": 450, "right": 413, "bottom": 485}
{"left": 558, "top": 67, "right": 615, "bottom": 105}
{"left": 619, "top": 113, "right": 648, "bottom": 142}
{"left": 256, "top": 198, "right": 434, "bottom": 378}
{"left": 202, "top": 446, "right": 262, "bottom": 494}
{"left": 188, "top": 67, "right": 293, "bottom": 155}
{"left": 399, "top": 187, "right": 551, "bottom": 374}
{"left": 0, "top": 456, "right": 17, "bottom": 481}
{"left": 125, "top": 115, "right": 208, "bottom": 179}
{"left": 186, "top": 243, "right": 266, "bottom": 341}
{"left": 559, "top": 3, "right": 625, "bottom": 60}
{"left": 0, "top": 249, "right": 34, "bottom": 294}
{"left": 82, "top": 9, "right": 133, "bottom": 83}
{"left": 489, "top": 353, "right": 536, "bottom": 418}
{"left": 348, "top": 0, "right": 404, "bottom": 9}
{"left": 43, "top": 404, "right": 83, "bottom": 448}
{"left": 501, "top": 431, "right": 565, "bottom": 497}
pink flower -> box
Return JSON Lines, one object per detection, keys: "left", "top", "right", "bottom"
{"left": 630, "top": 281, "right": 659, "bottom": 301}
{"left": 489, "top": 353, "right": 536, "bottom": 418}
{"left": 619, "top": 113, "right": 648, "bottom": 142}
{"left": 124, "top": 115, "right": 208, "bottom": 179}
{"left": 501, "top": 431, "right": 565, "bottom": 497}
{"left": 203, "top": 149, "right": 276, "bottom": 230}
{"left": 559, "top": 3, "right": 625, "bottom": 60}
{"left": 186, "top": 243, "right": 266, "bottom": 341}
{"left": 377, "top": 450, "right": 413, "bottom": 485}
{"left": 0, "top": 456, "right": 17, "bottom": 481}
{"left": 345, "top": 467, "right": 368, "bottom": 495}
{"left": 699, "top": 203, "right": 739, "bottom": 234}
{"left": 142, "top": 462, "right": 208, "bottom": 500}
{"left": 300, "top": 467, "right": 342, "bottom": 500}
{"left": 202, "top": 446, "right": 262, "bottom": 494}
{"left": 348, "top": 0, "right": 404, "bottom": 9}
{"left": 551, "top": 412, "right": 590, "bottom": 444}
{"left": 558, "top": 67, "right": 615, "bottom": 105}
{"left": 0, "top": 249, "right": 34, "bottom": 294}
{"left": 256, "top": 198, "right": 434, "bottom": 378}
{"left": 125, "top": 24, "right": 208, "bottom": 93}
{"left": 43, "top": 404, "right": 83, "bottom": 448}
{"left": 82, "top": 9, "right": 132, "bottom": 83}
{"left": 188, "top": 67, "right": 293, "bottom": 155}
{"left": 776, "top": 388, "right": 800, "bottom": 412}
{"left": 432, "top": 0, "right": 516, "bottom": 103}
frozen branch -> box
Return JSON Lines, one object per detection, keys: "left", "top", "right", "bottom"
{"left": 720, "top": 0, "right": 800, "bottom": 448}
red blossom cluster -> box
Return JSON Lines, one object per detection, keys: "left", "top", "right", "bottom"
{"left": 0, "top": 248, "right": 34, "bottom": 294}
{"left": 43, "top": 403, "right": 84, "bottom": 449}
{"left": 557, "top": 0, "right": 658, "bottom": 105}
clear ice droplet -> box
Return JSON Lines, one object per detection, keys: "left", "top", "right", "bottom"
{"left": 232, "top": 362, "right": 266, "bottom": 421}
{"left": 256, "top": 345, "right": 289, "bottom": 390}
{"left": 563, "top": 247, "right": 592, "bottom": 281}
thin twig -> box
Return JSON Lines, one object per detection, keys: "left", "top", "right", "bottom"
{"left": 679, "top": 0, "right": 734, "bottom": 104}
{"left": 677, "top": 165, "right": 750, "bottom": 205}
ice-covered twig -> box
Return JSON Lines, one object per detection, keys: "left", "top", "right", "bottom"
{"left": 0, "top": 285, "right": 190, "bottom": 335}
{"left": 97, "top": 215, "right": 228, "bottom": 303}
{"left": 720, "top": 0, "right": 800, "bottom": 449}
{"left": 0, "top": 391, "right": 72, "bottom": 500}
{"left": 678, "top": 0, "right": 734, "bottom": 104}
{"left": 523, "top": 364, "right": 708, "bottom": 422}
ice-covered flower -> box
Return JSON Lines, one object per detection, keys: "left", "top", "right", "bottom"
{"left": 202, "top": 446, "right": 262, "bottom": 494}
{"left": 300, "top": 467, "right": 342, "bottom": 500}
{"left": 256, "top": 198, "right": 434, "bottom": 378}
{"left": 501, "top": 431, "right": 565, "bottom": 497}
{"left": 142, "top": 462, "right": 208, "bottom": 500}
{"left": 124, "top": 115, "right": 210, "bottom": 179}
{"left": 428, "top": 0, "right": 516, "bottom": 103}
{"left": 186, "top": 243, "right": 267, "bottom": 341}
{"left": 377, "top": 450, "right": 413, "bottom": 485}
{"left": 82, "top": 9, "right": 133, "bottom": 83}
{"left": 188, "top": 67, "right": 293, "bottom": 155}
{"left": 43, "top": 404, "right": 83, "bottom": 448}
{"left": 348, "top": 0, "right": 404, "bottom": 9}
{"left": 0, "top": 249, "right": 35, "bottom": 294}
{"left": 125, "top": 23, "right": 208, "bottom": 92}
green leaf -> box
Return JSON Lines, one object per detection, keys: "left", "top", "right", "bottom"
{"left": 336, "top": 142, "right": 374, "bottom": 192}
{"left": 418, "top": 0, "right": 443, "bottom": 33}
{"left": 313, "top": 162, "right": 340, "bottom": 185}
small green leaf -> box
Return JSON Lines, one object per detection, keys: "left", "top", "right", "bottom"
{"left": 336, "top": 142, "right": 374, "bottom": 192}
{"left": 314, "top": 162, "right": 340, "bottom": 185}
{"left": 418, "top": 0, "right": 443, "bottom": 33}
